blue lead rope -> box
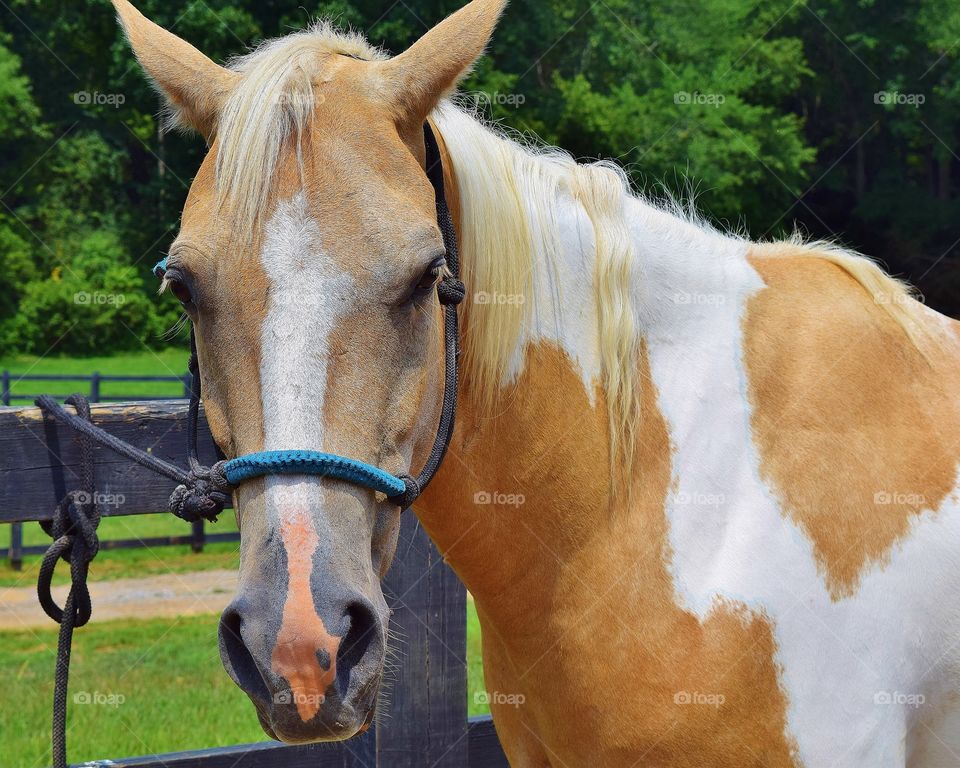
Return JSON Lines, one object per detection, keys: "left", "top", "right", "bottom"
{"left": 223, "top": 451, "right": 406, "bottom": 497}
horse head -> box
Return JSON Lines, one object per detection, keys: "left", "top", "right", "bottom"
{"left": 113, "top": 0, "right": 505, "bottom": 743}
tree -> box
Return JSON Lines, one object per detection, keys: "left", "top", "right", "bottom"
{"left": 789, "top": 0, "right": 960, "bottom": 314}
{"left": 0, "top": 0, "right": 956, "bottom": 358}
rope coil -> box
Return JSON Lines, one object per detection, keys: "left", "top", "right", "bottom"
{"left": 35, "top": 395, "right": 102, "bottom": 768}
{"left": 34, "top": 393, "right": 234, "bottom": 767}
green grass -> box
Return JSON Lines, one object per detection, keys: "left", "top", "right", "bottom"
{"left": 0, "top": 348, "right": 192, "bottom": 403}
{"left": 1, "top": 513, "right": 241, "bottom": 588}
{"left": 0, "top": 615, "right": 264, "bottom": 767}
{"left": 1, "top": 605, "right": 487, "bottom": 767}
{"left": 467, "top": 596, "right": 488, "bottom": 717}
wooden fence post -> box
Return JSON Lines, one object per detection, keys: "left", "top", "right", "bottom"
{"left": 191, "top": 519, "right": 205, "bottom": 553}
{"left": 346, "top": 513, "right": 468, "bottom": 768}
{"left": 90, "top": 371, "right": 101, "bottom": 403}
{"left": 9, "top": 522, "right": 23, "bottom": 571}
{"left": 2, "top": 370, "right": 10, "bottom": 405}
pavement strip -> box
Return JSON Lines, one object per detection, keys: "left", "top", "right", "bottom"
{"left": 0, "top": 569, "right": 238, "bottom": 630}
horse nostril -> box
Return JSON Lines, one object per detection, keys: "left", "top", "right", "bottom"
{"left": 219, "top": 602, "right": 271, "bottom": 706}
{"left": 335, "top": 601, "right": 382, "bottom": 701}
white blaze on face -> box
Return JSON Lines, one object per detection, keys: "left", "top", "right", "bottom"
{"left": 259, "top": 192, "right": 355, "bottom": 516}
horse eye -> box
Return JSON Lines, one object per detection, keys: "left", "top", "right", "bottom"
{"left": 168, "top": 277, "right": 193, "bottom": 305}
{"left": 413, "top": 258, "right": 446, "bottom": 297}
{"left": 417, "top": 268, "right": 440, "bottom": 292}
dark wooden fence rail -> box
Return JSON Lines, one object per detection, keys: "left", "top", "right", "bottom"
{"left": 0, "top": 371, "right": 193, "bottom": 405}
{"left": 1, "top": 378, "right": 240, "bottom": 569}
{"left": 0, "top": 400, "right": 507, "bottom": 767}
{"left": 6, "top": 520, "right": 240, "bottom": 570}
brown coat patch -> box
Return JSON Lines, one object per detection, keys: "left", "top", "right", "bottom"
{"left": 420, "top": 343, "right": 798, "bottom": 766}
{"left": 744, "top": 247, "right": 960, "bottom": 599}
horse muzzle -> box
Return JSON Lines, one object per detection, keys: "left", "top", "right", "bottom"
{"left": 218, "top": 587, "right": 386, "bottom": 743}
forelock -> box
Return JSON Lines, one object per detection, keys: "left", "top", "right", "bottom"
{"left": 213, "top": 22, "right": 388, "bottom": 234}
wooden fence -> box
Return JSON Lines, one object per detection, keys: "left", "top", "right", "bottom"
{"left": 0, "top": 371, "right": 193, "bottom": 405}
{"left": 0, "top": 400, "right": 507, "bottom": 767}
{"left": 1, "top": 372, "right": 244, "bottom": 570}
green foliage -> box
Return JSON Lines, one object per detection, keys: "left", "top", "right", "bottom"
{"left": 500, "top": 0, "right": 815, "bottom": 226}
{"left": 0, "top": 37, "right": 42, "bottom": 141}
{"left": 0, "top": 220, "right": 36, "bottom": 321}
{"left": 782, "top": 0, "right": 960, "bottom": 309}
{"left": 4, "top": 230, "right": 164, "bottom": 354}
{"left": 30, "top": 132, "right": 126, "bottom": 244}
{"left": 0, "top": 0, "right": 956, "bottom": 357}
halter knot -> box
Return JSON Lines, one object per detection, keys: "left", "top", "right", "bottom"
{"left": 388, "top": 473, "right": 421, "bottom": 511}
{"left": 437, "top": 277, "right": 466, "bottom": 306}
{"left": 47, "top": 490, "right": 102, "bottom": 560}
{"left": 168, "top": 460, "right": 233, "bottom": 522}
{"left": 36, "top": 394, "right": 103, "bottom": 631}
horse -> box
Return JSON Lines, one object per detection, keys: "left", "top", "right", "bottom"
{"left": 112, "top": 0, "right": 960, "bottom": 764}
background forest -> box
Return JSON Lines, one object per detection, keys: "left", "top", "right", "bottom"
{"left": 1, "top": 0, "right": 958, "bottom": 354}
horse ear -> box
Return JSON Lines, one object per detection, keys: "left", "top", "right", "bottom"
{"left": 378, "top": 0, "right": 508, "bottom": 124}
{"left": 112, "top": 0, "right": 238, "bottom": 139}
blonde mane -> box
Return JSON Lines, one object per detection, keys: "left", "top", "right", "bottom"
{"left": 210, "top": 23, "right": 930, "bottom": 481}
{"left": 432, "top": 104, "right": 641, "bottom": 474}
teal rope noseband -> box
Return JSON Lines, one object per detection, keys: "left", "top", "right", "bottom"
{"left": 223, "top": 451, "right": 406, "bottom": 497}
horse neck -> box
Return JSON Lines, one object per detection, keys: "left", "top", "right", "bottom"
{"left": 416, "top": 115, "right": 743, "bottom": 631}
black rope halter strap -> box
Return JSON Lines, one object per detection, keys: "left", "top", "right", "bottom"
{"left": 388, "top": 122, "right": 464, "bottom": 508}
{"left": 32, "top": 121, "right": 463, "bottom": 768}
{"left": 35, "top": 395, "right": 100, "bottom": 768}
